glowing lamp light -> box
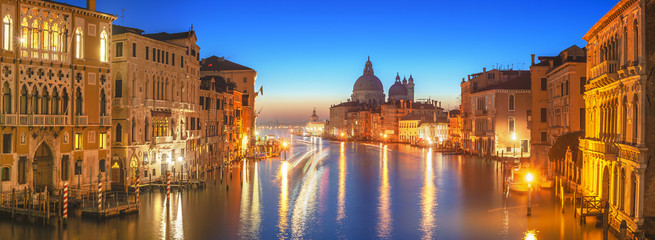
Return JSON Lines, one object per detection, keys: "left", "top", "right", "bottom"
{"left": 383, "top": 134, "right": 388, "bottom": 138}
{"left": 19, "top": 38, "right": 25, "bottom": 43}
{"left": 340, "top": 132, "right": 345, "bottom": 137}
{"left": 255, "top": 131, "right": 260, "bottom": 136}
{"left": 526, "top": 172, "right": 534, "bottom": 183}
{"left": 511, "top": 133, "right": 517, "bottom": 141}
{"left": 177, "top": 156, "right": 183, "bottom": 162}
{"left": 282, "top": 141, "right": 288, "bottom": 148}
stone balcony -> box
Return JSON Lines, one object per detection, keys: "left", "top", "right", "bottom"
{"left": 580, "top": 138, "right": 617, "bottom": 161}
{"left": 474, "top": 109, "right": 487, "bottom": 116}
{"left": 99, "top": 116, "right": 111, "bottom": 126}
{"left": 12, "top": 114, "right": 68, "bottom": 126}
{"left": 588, "top": 60, "right": 619, "bottom": 89}
{"left": 74, "top": 116, "right": 88, "bottom": 126}
{"left": 153, "top": 136, "right": 173, "bottom": 145}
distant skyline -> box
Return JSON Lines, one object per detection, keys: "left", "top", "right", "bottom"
{"left": 64, "top": 0, "right": 616, "bottom": 123}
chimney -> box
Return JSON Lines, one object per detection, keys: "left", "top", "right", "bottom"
{"left": 87, "top": 0, "right": 96, "bottom": 11}
{"left": 483, "top": 67, "right": 487, "bottom": 73}
{"left": 531, "top": 54, "right": 535, "bottom": 66}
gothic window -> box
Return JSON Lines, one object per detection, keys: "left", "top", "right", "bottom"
{"left": 42, "top": 22, "right": 49, "bottom": 60}
{"left": 115, "top": 123, "right": 122, "bottom": 143}
{"left": 20, "top": 18, "right": 27, "bottom": 57}
{"left": 31, "top": 86, "right": 39, "bottom": 114}
{"left": 100, "top": 30, "right": 108, "bottom": 62}
{"left": 1, "top": 166, "right": 9, "bottom": 181}
{"left": 631, "top": 173, "right": 637, "bottom": 216}
{"left": 131, "top": 117, "right": 137, "bottom": 142}
{"left": 2, "top": 82, "right": 10, "bottom": 114}
{"left": 633, "top": 95, "right": 638, "bottom": 144}
{"left": 99, "top": 89, "right": 107, "bottom": 116}
{"left": 31, "top": 20, "right": 39, "bottom": 58}
{"left": 52, "top": 89, "right": 59, "bottom": 115}
{"left": 633, "top": 20, "right": 639, "bottom": 64}
{"left": 508, "top": 95, "right": 515, "bottom": 111}
{"left": 62, "top": 90, "right": 69, "bottom": 114}
{"left": 61, "top": 155, "right": 69, "bottom": 181}
{"left": 75, "top": 87, "right": 82, "bottom": 115}
{"left": 145, "top": 117, "right": 150, "bottom": 141}
{"left": 17, "top": 157, "right": 26, "bottom": 184}
{"left": 19, "top": 86, "right": 27, "bottom": 114}
{"left": 622, "top": 97, "right": 627, "bottom": 142}
{"left": 620, "top": 168, "right": 625, "bottom": 210}
{"left": 2, "top": 15, "right": 11, "bottom": 51}
{"left": 75, "top": 28, "right": 82, "bottom": 59}
{"left": 52, "top": 23, "right": 60, "bottom": 60}
{"left": 41, "top": 87, "right": 49, "bottom": 114}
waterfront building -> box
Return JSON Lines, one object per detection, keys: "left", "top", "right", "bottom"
{"left": 351, "top": 57, "right": 385, "bottom": 106}
{"left": 200, "top": 56, "right": 257, "bottom": 148}
{"left": 305, "top": 108, "right": 325, "bottom": 136}
{"left": 417, "top": 121, "right": 449, "bottom": 147}
{"left": 111, "top": 25, "right": 201, "bottom": 186}
{"left": 580, "top": 0, "right": 655, "bottom": 235}
{"left": 198, "top": 75, "right": 234, "bottom": 165}
{"left": 388, "top": 73, "right": 415, "bottom": 102}
{"left": 447, "top": 109, "right": 461, "bottom": 148}
{"left": 461, "top": 69, "right": 531, "bottom": 157}
{"left": 0, "top": 0, "right": 116, "bottom": 192}
{"left": 529, "top": 46, "right": 587, "bottom": 173}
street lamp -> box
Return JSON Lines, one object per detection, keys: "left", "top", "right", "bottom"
{"left": 526, "top": 172, "right": 534, "bottom": 216}
{"left": 282, "top": 141, "right": 289, "bottom": 161}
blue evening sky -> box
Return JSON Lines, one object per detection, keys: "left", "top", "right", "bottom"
{"left": 64, "top": 0, "right": 617, "bottom": 123}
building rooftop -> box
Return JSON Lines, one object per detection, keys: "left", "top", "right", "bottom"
{"left": 201, "top": 56, "right": 253, "bottom": 71}
{"left": 473, "top": 73, "right": 531, "bottom": 92}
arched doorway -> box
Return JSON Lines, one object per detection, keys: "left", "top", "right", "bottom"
{"left": 601, "top": 165, "right": 610, "bottom": 202}
{"left": 111, "top": 156, "right": 124, "bottom": 187}
{"left": 34, "top": 143, "right": 54, "bottom": 192}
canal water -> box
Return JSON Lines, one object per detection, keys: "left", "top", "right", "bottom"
{"left": 0, "top": 130, "right": 613, "bottom": 239}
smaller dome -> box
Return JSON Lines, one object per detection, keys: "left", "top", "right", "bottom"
{"left": 389, "top": 80, "right": 407, "bottom": 97}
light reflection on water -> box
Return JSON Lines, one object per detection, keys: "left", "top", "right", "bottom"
{"left": 0, "top": 132, "right": 613, "bottom": 240}
{"left": 377, "top": 144, "right": 392, "bottom": 238}
{"left": 420, "top": 148, "right": 436, "bottom": 239}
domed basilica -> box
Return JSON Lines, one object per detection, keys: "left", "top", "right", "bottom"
{"left": 351, "top": 57, "right": 414, "bottom": 106}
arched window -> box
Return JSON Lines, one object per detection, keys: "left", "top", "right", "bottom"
{"left": 31, "top": 20, "right": 39, "bottom": 58}
{"left": 614, "top": 167, "right": 619, "bottom": 206}
{"left": 131, "top": 117, "right": 137, "bottom": 142}
{"left": 31, "top": 86, "right": 39, "bottom": 114}
{"left": 41, "top": 87, "right": 49, "bottom": 115}
{"left": 620, "top": 168, "right": 625, "bottom": 210}
{"left": 61, "top": 89, "right": 69, "bottom": 114}
{"left": 74, "top": 28, "right": 82, "bottom": 59}
{"left": 114, "top": 72, "right": 122, "bottom": 98}
{"left": 115, "top": 123, "right": 122, "bottom": 143}
{"left": 99, "top": 89, "right": 107, "bottom": 116}
{"left": 52, "top": 23, "right": 59, "bottom": 60}
{"left": 3, "top": 15, "right": 11, "bottom": 51}
{"left": 20, "top": 18, "right": 27, "bottom": 57}
{"left": 100, "top": 30, "right": 108, "bottom": 62}
{"left": 508, "top": 117, "right": 515, "bottom": 133}
{"left": 633, "top": 95, "right": 638, "bottom": 144}
{"left": 3, "top": 82, "right": 10, "bottom": 114}
{"left": 75, "top": 87, "right": 82, "bottom": 115}
{"left": 99, "top": 159, "right": 106, "bottom": 173}
{"left": 508, "top": 95, "right": 515, "bottom": 111}
{"left": 631, "top": 173, "right": 637, "bottom": 216}
{"left": 42, "top": 22, "right": 49, "bottom": 60}
{"left": 19, "top": 85, "right": 27, "bottom": 114}
{"left": 622, "top": 96, "right": 627, "bottom": 142}
{"left": 52, "top": 89, "right": 59, "bottom": 115}
{"left": 633, "top": 20, "right": 639, "bottom": 64}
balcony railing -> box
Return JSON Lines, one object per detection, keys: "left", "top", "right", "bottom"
{"left": 589, "top": 60, "right": 618, "bottom": 81}
{"left": 100, "top": 116, "right": 111, "bottom": 126}
{"left": 10, "top": 115, "right": 67, "bottom": 126}
{"left": 145, "top": 99, "right": 155, "bottom": 107}
{"left": 1, "top": 114, "right": 17, "bottom": 125}
{"left": 74, "top": 116, "right": 88, "bottom": 126}
{"left": 112, "top": 98, "right": 122, "bottom": 107}
{"left": 155, "top": 100, "right": 170, "bottom": 108}
{"left": 474, "top": 109, "right": 488, "bottom": 116}
{"left": 131, "top": 98, "right": 141, "bottom": 106}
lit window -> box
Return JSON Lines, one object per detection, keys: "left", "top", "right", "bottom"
{"left": 42, "top": 22, "right": 49, "bottom": 60}
{"left": 100, "top": 30, "right": 108, "bottom": 62}
{"left": 52, "top": 23, "right": 60, "bottom": 60}
{"left": 99, "top": 133, "right": 106, "bottom": 149}
{"left": 3, "top": 15, "right": 11, "bottom": 51}
{"left": 75, "top": 28, "right": 82, "bottom": 59}
{"left": 31, "top": 20, "right": 38, "bottom": 58}
{"left": 75, "top": 133, "right": 82, "bottom": 150}
{"left": 20, "top": 18, "right": 27, "bottom": 57}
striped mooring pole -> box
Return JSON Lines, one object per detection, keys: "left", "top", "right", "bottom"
{"left": 135, "top": 171, "right": 140, "bottom": 205}
{"left": 166, "top": 171, "right": 171, "bottom": 206}
{"left": 63, "top": 182, "right": 68, "bottom": 220}
{"left": 98, "top": 173, "right": 103, "bottom": 210}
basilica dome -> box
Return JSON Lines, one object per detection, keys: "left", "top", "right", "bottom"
{"left": 388, "top": 80, "right": 407, "bottom": 96}
{"left": 352, "top": 57, "right": 384, "bottom": 93}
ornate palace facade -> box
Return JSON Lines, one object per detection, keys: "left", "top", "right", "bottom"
{"left": 0, "top": 0, "right": 115, "bottom": 192}
{"left": 580, "top": 0, "right": 655, "bottom": 235}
